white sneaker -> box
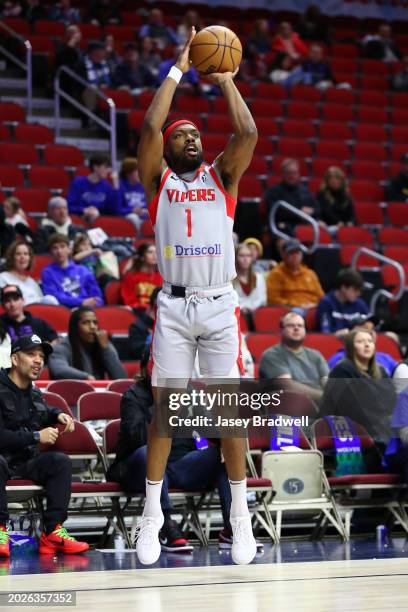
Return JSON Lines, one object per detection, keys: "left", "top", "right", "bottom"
{"left": 135, "top": 514, "right": 164, "bottom": 565}
{"left": 230, "top": 515, "right": 257, "bottom": 565}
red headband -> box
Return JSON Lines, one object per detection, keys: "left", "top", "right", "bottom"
{"left": 162, "top": 119, "right": 199, "bottom": 146}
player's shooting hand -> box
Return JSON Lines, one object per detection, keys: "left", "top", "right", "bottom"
{"left": 204, "top": 67, "right": 239, "bottom": 85}
{"left": 176, "top": 26, "right": 196, "bottom": 73}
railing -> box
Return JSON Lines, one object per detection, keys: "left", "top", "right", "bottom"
{"left": 54, "top": 66, "right": 117, "bottom": 168}
{"left": 351, "top": 247, "right": 406, "bottom": 313}
{"left": 0, "top": 21, "right": 32, "bottom": 117}
{"left": 269, "top": 200, "right": 320, "bottom": 254}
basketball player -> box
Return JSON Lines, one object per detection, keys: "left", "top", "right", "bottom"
{"left": 136, "top": 27, "right": 258, "bottom": 565}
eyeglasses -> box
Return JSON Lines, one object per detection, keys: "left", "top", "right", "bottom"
{"left": 2, "top": 295, "right": 21, "bottom": 303}
{"left": 283, "top": 323, "right": 305, "bottom": 329}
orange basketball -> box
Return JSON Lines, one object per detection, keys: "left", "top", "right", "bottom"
{"left": 190, "top": 25, "right": 242, "bottom": 76}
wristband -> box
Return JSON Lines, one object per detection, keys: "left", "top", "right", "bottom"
{"left": 33, "top": 431, "right": 40, "bottom": 443}
{"left": 168, "top": 66, "right": 183, "bottom": 84}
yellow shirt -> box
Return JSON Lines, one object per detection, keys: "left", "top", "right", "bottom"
{"left": 266, "top": 263, "right": 324, "bottom": 307}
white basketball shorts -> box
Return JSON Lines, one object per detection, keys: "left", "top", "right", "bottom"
{"left": 151, "top": 289, "right": 244, "bottom": 387}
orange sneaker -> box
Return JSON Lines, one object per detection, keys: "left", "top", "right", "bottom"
{"left": 0, "top": 527, "right": 10, "bottom": 558}
{"left": 39, "top": 525, "right": 89, "bottom": 555}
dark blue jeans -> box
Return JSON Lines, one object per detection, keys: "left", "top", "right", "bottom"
{"left": 120, "top": 445, "right": 232, "bottom": 529}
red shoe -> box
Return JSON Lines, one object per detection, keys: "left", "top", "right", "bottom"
{"left": 39, "top": 525, "right": 89, "bottom": 555}
{"left": 0, "top": 527, "right": 10, "bottom": 558}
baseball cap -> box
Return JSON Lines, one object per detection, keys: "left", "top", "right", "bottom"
{"left": 243, "top": 237, "right": 264, "bottom": 257}
{"left": 282, "top": 239, "right": 302, "bottom": 254}
{"left": 350, "top": 314, "right": 380, "bottom": 330}
{"left": 11, "top": 334, "right": 53, "bottom": 362}
{"left": 1, "top": 285, "right": 23, "bottom": 303}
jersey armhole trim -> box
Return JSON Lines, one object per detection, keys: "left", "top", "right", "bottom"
{"left": 209, "top": 166, "right": 237, "bottom": 219}
{"left": 148, "top": 167, "right": 172, "bottom": 227}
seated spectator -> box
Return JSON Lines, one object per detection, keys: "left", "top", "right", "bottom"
{"left": 86, "top": 0, "right": 120, "bottom": 26}
{"left": 106, "top": 355, "right": 245, "bottom": 554}
{"left": 0, "top": 205, "right": 17, "bottom": 257}
{"left": 297, "top": 5, "right": 330, "bottom": 45}
{"left": 0, "top": 285, "right": 58, "bottom": 345}
{"left": 113, "top": 43, "right": 156, "bottom": 92}
{"left": 232, "top": 244, "right": 266, "bottom": 327}
{"left": 0, "top": 242, "right": 58, "bottom": 306}
{"left": 72, "top": 233, "right": 118, "bottom": 290}
{"left": 265, "top": 158, "right": 318, "bottom": 225}
{"left": 259, "top": 311, "right": 328, "bottom": 402}
{"left": 117, "top": 158, "right": 148, "bottom": 234}
{"left": 272, "top": 22, "right": 308, "bottom": 63}
{"left": 385, "top": 386, "right": 408, "bottom": 481}
{"left": 48, "top": 306, "right": 126, "bottom": 381}
{"left": 269, "top": 52, "right": 299, "bottom": 84}
{"left": 362, "top": 23, "right": 401, "bottom": 63}
{"left": 41, "top": 234, "right": 104, "bottom": 309}
{"left": 386, "top": 152, "right": 408, "bottom": 202}
{"left": 158, "top": 46, "right": 200, "bottom": 92}
{"left": 79, "top": 42, "right": 113, "bottom": 114}
{"left": 247, "top": 19, "right": 272, "bottom": 57}
{"left": 139, "top": 8, "right": 179, "bottom": 50}
{"left": 49, "top": 0, "right": 80, "bottom": 26}
{"left": 320, "top": 329, "right": 395, "bottom": 449}
{"left": 285, "top": 44, "right": 334, "bottom": 89}
{"left": 328, "top": 316, "right": 397, "bottom": 376}
{"left": 177, "top": 10, "right": 203, "bottom": 45}
{"left": 266, "top": 239, "right": 324, "bottom": 310}
{"left": 24, "top": 0, "right": 48, "bottom": 23}
{"left": 139, "top": 36, "right": 162, "bottom": 80}
{"left": 67, "top": 154, "right": 120, "bottom": 222}
{"left": 393, "top": 54, "right": 408, "bottom": 91}
{"left": 1, "top": 1, "right": 23, "bottom": 18}
{"left": 317, "top": 167, "right": 355, "bottom": 229}
{"left": 0, "top": 334, "right": 89, "bottom": 558}
{"left": 317, "top": 268, "right": 368, "bottom": 336}
{"left": 0, "top": 320, "right": 11, "bottom": 369}
{"left": 129, "top": 287, "right": 161, "bottom": 360}
{"left": 35, "top": 196, "right": 84, "bottom": 254}
{"left": 120, "top": 243, "right": 162, "bottom": 313}
{"left": 3, "top": 197, "right": 28, "bottom": 227}
{"left": 103, "top": 34, "right": 120, "bottom": 74}
{"left": 243, "top": 237, "right": 276, "bottom": 272}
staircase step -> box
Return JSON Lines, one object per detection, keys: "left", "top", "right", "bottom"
{"left": 28, "top": 114, "right": 82, "bottom": 130}
{"left": 0, "top": 95, "right": 54, "bottom": 110}
{"left": 0, "top": 61, "right": 7, "bottom": 71}
{"left": 56, "top": 136, "right": 110, "bottom": 152}
{"left": 0, "top": 77, "right": 27, "bottom": 89}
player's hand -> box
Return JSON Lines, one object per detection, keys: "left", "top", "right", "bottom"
{"left": 57, "top": 413, "right": 75, "bottom": 434}
{"left": 39, "top": 427, "right": 59, "bottom": 445}
{"left": 95, "top": 329, "right": 110, "bottom": 349}
{"left": 204, "top": 67, "right": 239, "bottom": 85}
{"left": 175, "top": 26, "right": 196, "bottom": 73}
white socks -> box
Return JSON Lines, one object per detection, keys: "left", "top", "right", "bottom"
{"left": 144, "top": 479, "right": 163, "bottom": 517}
{"left": 229, "top": 478, "right": 250, "bottom": 518}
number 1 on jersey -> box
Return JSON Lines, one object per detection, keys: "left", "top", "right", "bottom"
{"left": 185, "top": 208, "right": 192, "bottom": 238}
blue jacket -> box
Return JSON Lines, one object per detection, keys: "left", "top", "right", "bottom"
{"left": 117, "top": 178, "right": 148, "bottom": 216}
{"left": 317, "top": 290, "right": 369, "bottom": 333}
{"left": 328, "top": 349, "right": 397, "bottom": 377}
{"left": 41, "top": 261, "right": 104, "bottom": 308}
{"left": 67, "top": 176, "right": 120, "bottom": 216}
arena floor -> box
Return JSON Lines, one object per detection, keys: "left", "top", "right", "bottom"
{"left": 1, "top": 538, "right": 408, "bottom": 611}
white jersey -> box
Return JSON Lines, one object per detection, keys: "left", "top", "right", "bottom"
{"left": 148, "top": 164, "right": 236, "bottom": 288}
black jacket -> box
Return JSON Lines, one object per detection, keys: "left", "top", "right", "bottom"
{"left": 129, "top": 312, "right": 154, "bottom": 360}
{"left": 0, "top": 369, "right": 62, "bottom": 466}
{"left": 265, "top": 181, "right": 318, "bottom": 225}
{"left": 1, "top": 312, "right": 58, "bottom": 345}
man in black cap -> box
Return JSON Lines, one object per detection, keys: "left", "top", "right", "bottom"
{"left": 386, "top": 152, "right": 408, "bottom": 202}
{"left": 0, "top": 334, "right": 89, "bottom": 558}
{"left": 0, "top": 285, "right": 58, "bottom": 346}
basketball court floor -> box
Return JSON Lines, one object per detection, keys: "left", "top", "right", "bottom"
{"left": 1, "top": 538, "right": 408, "bottom": 611}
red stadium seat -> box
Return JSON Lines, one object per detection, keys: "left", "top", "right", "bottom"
{"left": 281, "top": 120, "right": 316, "bottom": 139}
{"left": 354, "top": 203, "right": 384, "bottom": 226}
{"left": 354, "top": 124, "right": 387, "bottom": 143}
{"left": 79, "top": 23, "right": 102, "bottom": 39}
{"left": 391, "top": 92, "right": 408, "bottom": 108}
{"left": 104, "top": 24, "right": 136, "bottom": 41}
{"left": 247, "top": 155, "right": 269, "bottom": 175}
{"left": 104, "top": 280, "right": 122, "bottom": 305}
{"left": 387, "top": 203, "right": 408, "bottom": 226}
{"left": 286, "top": 102, "right": 319, "bottom": 120}
{"left": 137, "top": 90, "right": 155, "bottom": 109}
{"left": 2, "top": 18, "right": 30, "bottom": 37}
{"left": 94, "top": 306, "right": 136, "bottom": 335}
{"left": 378, "top": 228, "right": 408, "bottom": 246}
{"left": 356, "top": 107, "right": 388, "bottom": 125}
{"left": 43, "top": 144, "right": 84, "bottom": 167}
{"left": 390, "top": 127, "right": 408, "bottom": 144}
{"left": 383, "top": 247, "right": 408, "bottom": 264}
{"left": 78, "top": 391, "right": 122, "bottom": 421}
{"left": 360, "top": 75, "right": 389, "bottom": 91}
{"left": 47, "top": 380, "right": 94, "bottom": 409}
{"left": 42, "top": 392, "right": 74, "bottom": 418}
{"left": 0, "top": 143, "right": 39, "bottom": 166}
{"left": 340, "top": 245, "right": 379, "bottom": 267}
{"left": 330, "top": 58, "right": 358, "bottom": 75}
{"left": 127, "top": 109, "right": 146, "bottom": 131}
{"left": 107, "top": 379, "right": 134, "bottom": 394}
{"left": 390, "top": 144, "right": 408, "bottom": 162}
{"left": 252, "top": 117, "right": 279, "bottom": 137}
{"left": 238, "top": 176, "right": 263, "bottom": 199}
{"left": 311, "top": 158, "right": 347, "bottom": 178}
{"left": 206, "top": 114, "right": 232, "bottom": 134}
{"left": 29, "top": 166, "right": 70, "bottom": 190}
{"left": 14, "top": 123, "right": 54, "bottom": 145}
{"left": 28, "top": 254, "right": 53, "bottom": 280}
{"left": 325, "top": 88, "right": 354, "bottom": 105}
{"left": 250, "top": 100, "right": 284, "bottom": 118}
{"left": 140, "top": 219, "right": 154, "bottom": 237}
{"left": 303, "top": 334, "right": 343, "bottom": 360}
{"left": 270, "top": 157, "right": 308, "bottom": 177}
{"left": 290, "top": 85, "right": 322, "bottom": 103}
{"left": 254, "top": 136, "right": 274, "bottom": 156}
{"left": 316, "top": 141, "right": 349, "bottom": 161}
{"left": 353, "top": 143, "right": 387, "bottom": 162}
{"left": 246, "top": 333, "right": 280, "bottom": 362}
{"left": 100, "top": 89, "right": 135, "bottom": 110}
{"left": 254, "top": 83, "right": 286, "bottom": 99}
{"left": 34, "top": 20, "right": 65, "bottom": 36}
{"left": 392, "top": 109, "right": 408, "bottom": 126}
{"left": 350, "top": 180, "right": 384, "bottom": 202}
{"left": 202, "top": 134, "right": 230, "bottom": 153}
{"left": 375, "top": 334, "right": 402, "bottom": 361}
{"left": 123, "top": 361, "right": 141, "bottom": 378}
{"left": 350, "top": 161, "right": 386, "bottom": 181}
{"left": 13, "top": 188, "right": 49, "bottom": 214}
{"left": 93, "top": 216, "right": 136, "bottom": 237}
{"left": 295, "top": 224, "right": 333, "bottom": 245}
{"left": 360, "top": 60, "right": 389, "bottom": 75}
{"left": 253, "top": 307, "right": 289, "bottom": 332}
{"left": 0, "top": 102, "right": 25, "bottom": 123}
{"left": 357, "top": 90, "right": 388, "bottom": 107}
{"left": 277, "top": 138, "right": 313, "bottom": 158}
{"left": 318, "top": 122, "right": 353, "bottom": 141}
{"left": 25, "top": 304, "right": 70, "bottom": 332}
{"left": 331, "top": 44, "right": 359, "bottom": 58}
{"left": 176, "top": 95, "right": 210, "bottom": 114}
{"left": 0, "top": 165, "right": 25, "bottom": 188}
{"left": 337, "top": 227, "right": 374, "bottom": 246}
{"left": 29, "top": 35, "right": 55, "bottom": 55}
{"left": 0, "top": 125, "right": 9, "bottom": 140}
{"left": 322, "top": 104, "right": 354, "bottom": 122}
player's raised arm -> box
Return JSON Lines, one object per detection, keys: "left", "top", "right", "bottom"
{"left": 137, "top": 27, "right": 196, "bottom": 202}
{"left": 208, "top": 72, "right": 258, "bottom": 199}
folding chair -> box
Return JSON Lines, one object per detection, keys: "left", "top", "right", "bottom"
{"left": 77, "top": 391, "right": 122, "bottom": 422}
{"left": 42, "top": 391, "right": 74, "bottom": 418}
{"left": 107, "top": 380, "right": 135, "bottom": 394}
{"left": 47, "top": 380, "right": 95, "bottom": 413}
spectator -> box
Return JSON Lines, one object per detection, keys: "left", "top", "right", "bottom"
{"left": 0, "top": 204, "right": 17, "bottom": 257}
{"left": 385, "top": 387, "right": 408, "bottom": 481}
{"left": 285, "top": 44, "right": 334, "bottom": 89}
{"left": 67, "top": 154, "right": 120, "bottom": 222}
{"left": 139, "top": 8, "right": 179, "bottom": 50}
{"left": 0, "top": 242, "right": 58, "bottom": 306}
{"left": 265, "top": 158, "right": 317, "bottom": 224}
{"left": 24, "top": 0, "right": 48, "bottom": 23}
{"left": 247, "top": 19, "right": 272, "bottom": 57}
{"left": 55, "top": 25, "right": 83, "bottom": 99}
{"left": 177, "top": 10, "right": 203, "bottom": 45}
{"left": 35, "top": 196, "right": 84, "bottom": 254}
{"left": 0, "top": 285, "right": 58, "bottom": 345}
{"left": 3, "top": 196, "right": 28, "bottom": 227}
{"left": 328, "top": 316, "right": 397, "bottom": 376}
{"left": 41, "top": 234, "right": 104, "bottom": 309}
{"left": 72, "top": 233, "right": 118, "bottom": 290}
{"left": 0, "top": 334, "right": 89, "bottom": 557}
{"left": 117, "top": 158, "right": 148, "bottom": 234}
{"left": 120, "top": 243, "right": 162, "bottom": 313}
{"left": 0, "top": 320, "right": 11, "bottom": 369}
{"left": 112, "top": 43, "right": 156, "bottom": 92}
{"left": 49, "top": 0, "right": 80, "bottom": 26}
{"left": 272, "top": 22, "right": 308, "bottom": 63}
{"left": 392, "top": 54, "right": 408, "bottom": 91}
{"left": 1, "top": 1, "right": 23, "bottom": 18}
{"left": 243, "top": 237, "right": 276, "bottom": 272}
{"left": 266, "top": 239, "right": 324, "bottom": 310}
{"left": 79, "top": 42, "right": 113, "bottom": 114}
{"left": 158, "top": 46, "right": 200, "bottom": 92}
{"left": 106, "top": 357, "right": 250, "bottom": 554}
{"left": 129, "top": 287, "right": 160, "bottom": 360}
{"left": 269, "top": 52, "right": 299, "bottom": 84}
{"left": 139, "top": 36, "right": 162, "bottom": 80}
{"left": 386, "top": 152, "right": 408, "bottom": 202}
{"left": 320, "top": 329, "right": 395, "bottom": 448}
{"left": 259, "top": 311, "right": 328, "bottom": 402}
{"left": 317, "top": 268, "right": 369, "bottom": 336}
{"left": 48, "top": 306, "right": 126, "bottom": 381}
{"left": 297, "top": 5, "right": 330, "bottom": 45}
{"left": 362, "top": 23, "right": 401, "bottom": 63}
{"left": 317, "top": 166, "right": 355, "bottom": 229}
{"left": 86, "top": 0, "right": 120, "bottom": 26}
{"left": 393, "top": 359, "right": 408, "bottom": 381}
{"left": 103, "top": 34, "right": 120, "bottom": 74}
{"left": 232, "top": 244, "right": 266, "bottom": 326}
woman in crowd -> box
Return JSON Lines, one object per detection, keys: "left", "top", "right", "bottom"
{"left": 120, "top": 243, "right": 162, "bottom": 313}
{"left": 317, "top": 166, "right": 355, "bottom": 230}
{"left": 0, "top": 241, "right": 57, "bottom": 305}
{"left": 232, "top": 243, "right": 266, "bottom": 329}
{"left": 272, "top": 22, "right": 308, "bottom": 63}
{"left": 48, "top": 306, "right": 126, "bottom": 380}
{"left": 3, "top": 197, "right": 28, "bottom": 227}
{"left": 72, "top": 233, "right": 118, "bottom": 290}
